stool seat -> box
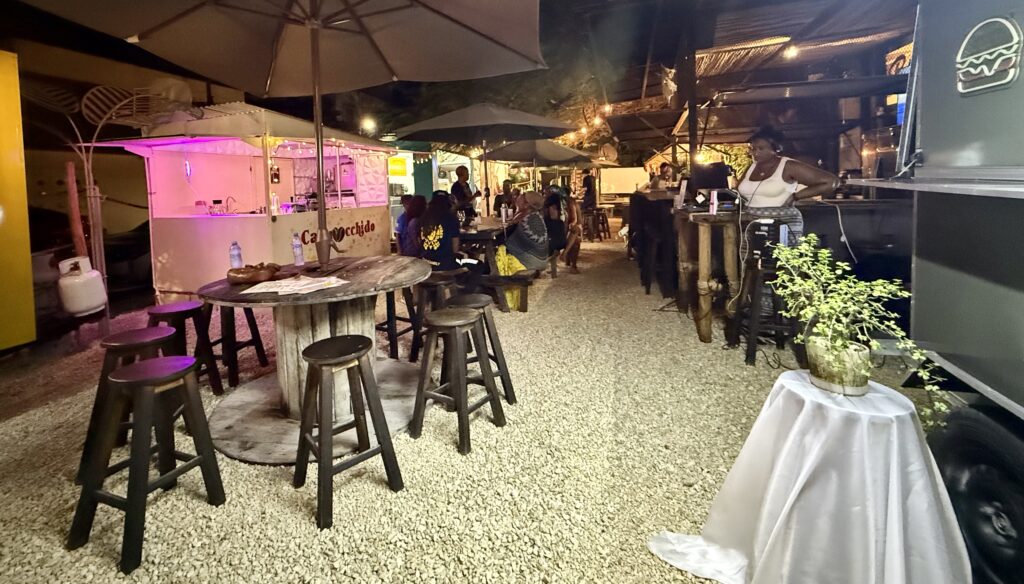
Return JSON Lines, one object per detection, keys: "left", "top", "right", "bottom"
{"left": 446, "top": 294, "right": 492, "bottom": 310}
{"left": 108, "top": 356, "right": 198, "bottom": 386}
{"left": 301, "top": 335, "right": 372, "bottom": 366}
{"left": 424, "top": 307, "right": 479, "bottom": 328}
{"left": 147, "top": 300, "right": 203, "bottom": 316}
{"left": 101, "top": 327, "right": 176, "bottom": 349}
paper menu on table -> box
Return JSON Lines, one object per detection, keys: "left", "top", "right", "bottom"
{"left": 240, "top": 276, "right": 349, "bottom": 295}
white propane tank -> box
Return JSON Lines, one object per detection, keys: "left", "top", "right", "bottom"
{"left": 57, "top": 256, "right": 107, "bottom": 317}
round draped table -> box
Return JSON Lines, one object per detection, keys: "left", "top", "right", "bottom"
{"left": 649, "top": 370, "right": 971, "bottom": 584}
{"left": 198, "top": 255, "right": 431, "bottom": 464}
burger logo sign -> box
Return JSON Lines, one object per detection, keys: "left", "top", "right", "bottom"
{"left": 956, "top": 16, "right": 1023, "bottom": 95}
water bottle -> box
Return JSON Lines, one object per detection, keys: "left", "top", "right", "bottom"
{"left": 291, "top": 233, "right": 305, "bottom": 266}
{"left": 229, "top": 241, "right": 243, "bottom": 269}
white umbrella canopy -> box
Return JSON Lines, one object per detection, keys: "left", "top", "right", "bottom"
{"left": 24, "top": 0, "right": 547, "bottom": 265}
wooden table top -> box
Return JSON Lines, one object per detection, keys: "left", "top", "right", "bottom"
{"left": 687, "top": 210, "right": 739, "bottom": 225}
{"left": 198, "top": 255, "right": 432, "bottom": 308}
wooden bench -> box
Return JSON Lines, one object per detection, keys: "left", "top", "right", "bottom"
{"left": 480, "top": 270, "right": 538, "bottom": 312}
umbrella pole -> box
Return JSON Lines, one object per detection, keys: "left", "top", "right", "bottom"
{"left": 482, "top": 139, "right": 489, "bottom": 216}
{"left": 311, "top": 25, "right": 331, "bottom": 268}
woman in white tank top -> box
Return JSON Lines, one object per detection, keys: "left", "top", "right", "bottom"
{"left": 736, "top": 127, "right": 840, "bottom": 246}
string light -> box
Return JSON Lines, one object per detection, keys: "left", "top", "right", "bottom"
{"left": 579, "top": 126, "right": 588, "bottom": 135}
{"left": 567, "top": 132, "right": 577, "bottom": 141}
{"left": 783, "top": 45, "right": 800, "bottom": 60}
{"left": 602, "top": 104, "right": 613, "bottom": 114}
{"left": 592, "top": 116, "right": 603, "bottom": 126}
{"left": 360, "top": 116, "right": 377, "bottom": 133}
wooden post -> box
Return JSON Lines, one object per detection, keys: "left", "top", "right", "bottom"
{"left": 723, "top": 222, "right": 739, "bottom": 317}
{"left": 65, "top": 161, "right": 88, "bottom": 258}
{"left": 696, "top": 222, "right": 713, "bottom": 342}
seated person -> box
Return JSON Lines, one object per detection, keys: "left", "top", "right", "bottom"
{"left": 394, "top": 194, "right": 413, "bottom": 244}
{"left": 493, "top": 179, "right": 515, "bottom": 215}
{"left": 415, "top": 192, "right": 483, "bottom": 291}
{"left": 398, "top": 195, "right": 426, "bottom": 257}
{"left": 544, "top": 187, "right": 568, "bottom": 258}
{"left": 415, "top": 192, "right": 462, "bottom": 271}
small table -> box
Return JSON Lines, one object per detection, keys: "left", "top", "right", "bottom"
{"left": 461, "top": 219, "right": 510, "bottom": 311}
{"left": 198, "top": 255, "right": 431, "bottom": 464}
{"left": 649, "top": 371, "right": 971, "bottom": 584}
{"left": 675, "top": 210, "right": 740, "bottom": 342}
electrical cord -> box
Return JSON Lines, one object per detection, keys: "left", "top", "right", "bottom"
{"left": 822, "top": 200, "right": 858, "bottom": 264}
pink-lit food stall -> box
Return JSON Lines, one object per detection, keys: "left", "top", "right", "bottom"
{"left": 101, "top": 103, "right": 394, "bottom": 302}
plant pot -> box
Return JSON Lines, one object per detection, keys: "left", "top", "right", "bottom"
{"left": 805, "top": 336, "right": 870, "bottom": 396}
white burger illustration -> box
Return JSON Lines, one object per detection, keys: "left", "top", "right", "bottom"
{"left": 956, "top": 17, "right": 1023, "bottom": 94}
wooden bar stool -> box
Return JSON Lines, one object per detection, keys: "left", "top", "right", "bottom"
{"left": 75, "top": 326, "right": 178, "bottom": 484}
{"left": 147, "top": 300, "right": 223, "bottom": 394}
{"left": 446, "top": 294, "right": 517, "bottom": 404}
{"left": 596, "top": 208, "right": 612, "bottom": 239}
{"left": 206, "top": 305, "right": 269, "bottom": 387}
{"left": 409, "top": 269, "right": 463, "bottom": 362}
{"left": 375, "top": 288, "right": 419, "bottom": 360}
{"left": 68, "top": 356, "right": 225, "bottom": 574}
{"left": 293, "top": 335, "right": 403, "bottom": 530}
{"left": 409, "top": 308, "right": 506, "bottom": 455}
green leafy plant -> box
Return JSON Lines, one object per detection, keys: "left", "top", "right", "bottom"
{"left": 771, "top": 234, "right": 948, "bottom": 427}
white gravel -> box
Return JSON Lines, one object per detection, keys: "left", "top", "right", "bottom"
{"left": 0, "top": 241, "right": 911, "bottom": 583}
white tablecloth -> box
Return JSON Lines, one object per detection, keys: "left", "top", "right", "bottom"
{"left": 649, "top": 370, "right": 971, "bottom": 584}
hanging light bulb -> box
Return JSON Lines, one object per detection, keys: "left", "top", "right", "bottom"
{"left": 579, "top": 126, "right": 588, "bottom": 135}
{"left": 567, "top": 132, "right": 577, "bottom": 141}
{"left": 592, "top": 116, "right": 603, "bottom": 126}
{"left": 783, "top": 45, "right": 800, "bottom": 60}
{"left": 602, "top": 104, "right": 613, "bottom": 114}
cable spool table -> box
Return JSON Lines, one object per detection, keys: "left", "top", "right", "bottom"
{"left": 675, "top": 210, "right": 740, "bottom": 342}
{"left": 198, "top": 255, "right": 431, "bottom": 464}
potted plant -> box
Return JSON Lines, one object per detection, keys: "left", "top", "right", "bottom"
{"left": 770, "top": 236, "right": 946, "bottom": 421}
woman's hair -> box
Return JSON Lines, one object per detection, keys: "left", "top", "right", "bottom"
{"left": 749, "top": 125, "right": 786, "bottom": 153}
{"left": 407, "top": 195, "right": 427, "bottom": 220}
{"left": 419, "top": 192, "right": 453, "bottom": 238}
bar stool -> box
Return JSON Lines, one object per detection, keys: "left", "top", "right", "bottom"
{"left": 206, "top": 305, "right": 269, "bottom": 387}
{"left": 75, "top": 326, "right": 178, "bottom": 484}
{"left": 147, "top": 300, "right": 223, "bottom": 394}
{"left": 409, "top": 308, "right": 506, "bottom": 455}
{"left": 596, "top": 208, "right": 612, "bottom": 239}
{"left": 446, "top": 294, "right": 517, "bottom": 404}
{"left": 68, "top": 356, "right": 225, "bottom": 574}
{"left": 293, "top": 335, "right": 403, "bottom": 529}
{"left": 725, "top": 258, "right": 803, "bottom": 366}
{"left": 409, "top": 269, "right": 463, "bottom": 362}
{"left": 375, "top": 288, "right": 419, "bottom": 360}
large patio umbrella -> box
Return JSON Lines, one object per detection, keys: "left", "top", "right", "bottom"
{"left": 484, "top": 139, "right": 592, "bottom": 188}
{"left": 24, "top": 0, "right": 547, "bottom": 265}
{"left": 395, "top": 104, "right": 573, "bottom": 203}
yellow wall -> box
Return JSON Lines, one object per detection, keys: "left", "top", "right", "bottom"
{"left": 0, "top": 51, "right": 36, "bottom": 350}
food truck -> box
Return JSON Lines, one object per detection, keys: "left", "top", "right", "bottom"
{"left": 101, "top": 103, "right": 394, "bottom": 302}
{"left": 850, "top": 2, "right": 1024, "bottom": 580}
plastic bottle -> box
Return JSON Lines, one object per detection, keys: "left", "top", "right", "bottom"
{"left": 292, "top": 233, "right": 305, "bottom": 266}
{"left": 229, "top": 241, "right": 243, "bottom": 269}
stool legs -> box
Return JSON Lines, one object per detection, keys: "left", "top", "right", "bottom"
{"left": 450, "top": 330, "right": 471, "bottom": 454}
{"left": 482, "top": 305, "right": 516, "bottom": 404}
{"left": 317, "top": 367, "right": 335, "bottom": 529}
{"left": 470, "top": 320, "right": 507, "bottom": 431}
{"left": 221, "top": 307, "right": 239, "bottom": 386}
{"left": 346, "top": 366, "right": 371, "bottom": 452}
{"left": 384, "top": 291, "right": 400, "bottom": 359}
{"left": 191, "top": 311, "right": 224, "bottom": 395}
{"left": 293, "top": 365, "right": 320, "bottom": 489}
{"left": 121, "top": 388, "right": 155, "bottom": 573}
{"left": 356, "top": 354, "right": 403, "bottom": 492}
{"left": 409, "top": 330, "right": 439, "bottom": 438}
{"left": 76, "top": 351, "right": 120, "bottom": 484}
{"left": 243, "top": 308, "right": 269, "bottom": 366}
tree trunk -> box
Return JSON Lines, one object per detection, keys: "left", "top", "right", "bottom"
{"left": 65, "top": 161, "right": 88, "bottom": 257}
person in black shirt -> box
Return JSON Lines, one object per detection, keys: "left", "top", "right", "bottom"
{"left": 449, "top": 165, "right": 479, "bottom": 223}
{"left": 581, "top": 168, "right": 597, "bottom": 211}
{"left": 417, "top": 193, "right": 462, "bottom": 271}
{"left": 493, "top": 179, "right": 514, "bottom": 215}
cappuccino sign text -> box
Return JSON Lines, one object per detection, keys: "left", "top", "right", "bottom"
{"left": 299, "top": 219, "right": 376, "bottom": 246}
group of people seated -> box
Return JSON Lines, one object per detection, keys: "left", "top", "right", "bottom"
{"left": 393, "top": 178, "right": 585, "bottom": 310}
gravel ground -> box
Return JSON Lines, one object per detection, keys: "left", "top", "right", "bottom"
{"left": 0, "top": 241, "right": 913, "bottom": 583}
